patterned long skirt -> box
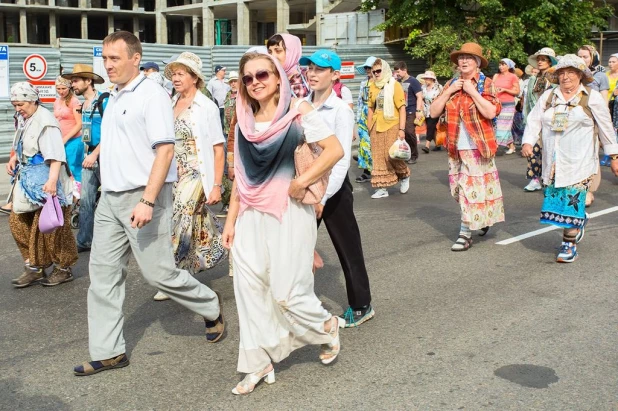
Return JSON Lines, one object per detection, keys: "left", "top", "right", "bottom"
{"left": 9, "top": 206, "right": 78, "bottom": 268}
{"left": 511, "top": 111, "right": 525, "bottom": 146}
{"left": 449, "top": 150, "right": 505, "bottom": 230}
{"left": 370, "top": 125, "right": 410, "bottom": 188}
{"left": 172, "top": 171, "right": 227, "bottom": 275}
{"left": 526, "top": 142, "right": 543, "bottom": 180}
{"left": 540, "top": 179, "right": 590, "bottom": 229}
{"left": 357, "top": 106, "right": 372, "bottom": 171}
{"left": 495, "top": 102, "right": 516, "bottom": 147}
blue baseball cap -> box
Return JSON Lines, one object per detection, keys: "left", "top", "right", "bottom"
{"left": 299, "top": 50, "right": 342, "bottom": 70}
{"left": 140, "top": 62, "right": 159, "bottom": 71}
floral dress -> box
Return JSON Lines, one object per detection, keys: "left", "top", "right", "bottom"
{"left": 356, "top": 78, "right": 372, "bottom": 171}
{"left": 171, "top": 109, "right": 226, "bottom": 274}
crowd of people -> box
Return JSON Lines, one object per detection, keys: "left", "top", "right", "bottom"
{"left": 3, "top": 30, "right": 618, "bottom": 393}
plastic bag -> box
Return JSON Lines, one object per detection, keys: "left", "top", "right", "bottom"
{"left": 389, "top": 139, "right": 411, "bottom": 161}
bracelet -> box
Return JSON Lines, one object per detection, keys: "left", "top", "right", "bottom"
{"left": 213, "top": 183, "right": 222, "bottom": 188}
{"left": 139, "top": 198, "right": 155, "bottom": 208}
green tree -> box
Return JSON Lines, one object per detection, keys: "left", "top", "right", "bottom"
{"left": 362, "top": 0, "right": 612, "bottom": 76}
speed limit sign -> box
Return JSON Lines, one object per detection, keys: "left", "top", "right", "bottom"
{"left": 23, "top": 54, "right": 48, "bottom": 81}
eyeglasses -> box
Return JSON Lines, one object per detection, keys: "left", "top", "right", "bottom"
{"left": 372, "top": 69, "right": 382, "bottom": 75}
{"left": 241, "top": 70, "right": 274, "bottom": 86}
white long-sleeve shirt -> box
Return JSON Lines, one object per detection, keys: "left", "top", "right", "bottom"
{"left": 522, "top": 84, "right": 618, "bottom": 187}
{"left": 305, "top": 90, "right": 354, "bottom": 205}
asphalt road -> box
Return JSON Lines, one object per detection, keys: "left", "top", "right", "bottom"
{"left": 0, "top": 150, "right": 617, "bottom": 410}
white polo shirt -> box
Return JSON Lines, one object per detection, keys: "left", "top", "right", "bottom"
{"left": 305, "top": 90, "right": 354, "bottom": 205}
{"left": 100, "top": 74, "right": 177, "bottom": 192}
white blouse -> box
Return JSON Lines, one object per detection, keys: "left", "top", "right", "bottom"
{"left": 522, "top": 84, "right": 618, "bottom": 187}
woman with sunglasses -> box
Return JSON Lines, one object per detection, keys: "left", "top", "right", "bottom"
{"left": 367, "top": 59, "right": 410, "bottom": 199}
{"left": 430, "top": 42, "right": 504, "bottom": 251}
{"left": 221, "top": 51, "right": 344, "bottom": 395}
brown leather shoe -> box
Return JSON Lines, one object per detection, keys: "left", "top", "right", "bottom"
{"left": 12, "top": 267, "right": 44, "bottom": 288}
{"left": 40, "top": 266, "right": 74, "bottom": 287}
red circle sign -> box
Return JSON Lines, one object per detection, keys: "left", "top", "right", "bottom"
{"left": 23, "top": 54, "right": 48, "bottom": 81}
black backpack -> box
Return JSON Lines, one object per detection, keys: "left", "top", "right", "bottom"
{"left": 90, "top": 92, "right": 110, "bottom": 119}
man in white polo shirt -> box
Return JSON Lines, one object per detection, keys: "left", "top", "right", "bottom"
{"left": 300, "top": 50, "right": 374, "bottom": 328}
{"left": 73, "top": 31, "right": 224, "bottom": 377}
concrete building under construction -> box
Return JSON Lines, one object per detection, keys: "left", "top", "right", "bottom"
{"left": 0, "top": 0, "right": 376, "bottom": 47}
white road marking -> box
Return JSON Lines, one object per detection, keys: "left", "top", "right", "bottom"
{"left": 496, "top": 206, "right": 618, "bottom": 245}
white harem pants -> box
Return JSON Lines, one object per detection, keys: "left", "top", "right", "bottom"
{"left": 232, "top": 199, "right": 333, "bottom": 373}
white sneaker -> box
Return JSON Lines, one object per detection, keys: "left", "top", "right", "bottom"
{"left": 524, "top": 178, "right": 542, "bottom": 192}
{"left": 153, "top": 291, "right": 171, "bottom": 301}
{"left": 399, "top": 177, "right": 410, "bottom": 194}
{"left": 371, "top": 188, "right": 389, "bottom": 199}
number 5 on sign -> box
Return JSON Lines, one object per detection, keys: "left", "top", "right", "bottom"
{"left": 23, "top": 54, "right": 48, "bottom": 81}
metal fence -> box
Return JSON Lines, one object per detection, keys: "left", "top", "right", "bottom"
{"left": 0, "top": 39, "right": 425, "bottom": 161}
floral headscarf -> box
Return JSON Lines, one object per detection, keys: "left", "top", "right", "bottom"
{"left": 55, "top": 76, "right": 71, "bottom": 88}
{"left": 10, "top": 82, "right": 39, "bottom": 102}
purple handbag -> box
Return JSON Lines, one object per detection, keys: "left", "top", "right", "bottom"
{"left": 39, "top": 194, "right": 64, "bottom": 234}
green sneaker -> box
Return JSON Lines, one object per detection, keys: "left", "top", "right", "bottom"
{"left": 339, "top": 305, "right": 375, "bottom": 328}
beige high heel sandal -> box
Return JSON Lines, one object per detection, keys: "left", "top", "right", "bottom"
{"left": 231, "top": 364, "right": 275, "bottom": 395}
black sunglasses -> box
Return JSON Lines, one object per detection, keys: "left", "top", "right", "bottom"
{"left": 372, "top": 69, "right": 382, "bottom": 75}
{"left": 242, "top": 70, "right": 273, "bottom": 86}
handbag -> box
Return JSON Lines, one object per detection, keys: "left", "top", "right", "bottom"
{"left": 293, "top": 141, "right": 330, "bottom": 205}
{"left": 435, "top": 118, "right": 447, "bottom": 147}
{"left": 39, "top": 194, "right": 64, "bottom": 234}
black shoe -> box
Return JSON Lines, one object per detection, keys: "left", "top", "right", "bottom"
{"left": 355, "top": 174, "right": 370, "bottom": 183}
{"left": 422, "top": 147, "right": 430, "bottom": 154}
{"left": 339, "top": 305, "right": 375, "bottom": 328}
{"left": 77, "top": 246, "right": 91, "bottom": 253}
{"left": 352, "top": 154, "right": 359, "bottom": 162}
{"left": 406, "top": 158, "right": 417, "bottom": 164}
{"left": 431, "top": 146, "right": 442, "bottom": 151}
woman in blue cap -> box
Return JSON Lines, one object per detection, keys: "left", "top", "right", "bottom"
{"left": 354, "top": 56, "right": 376, "bottom": 183}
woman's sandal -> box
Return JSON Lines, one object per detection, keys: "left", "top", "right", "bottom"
{"left": 232, "top": 364, "right": 275, "bottom": 395}
{"left": 73, "top": 353, "right": 129, "bottom": 376}
{"left": 451, "top": 235, "right": 473, "bottom": 252}
{"left": 478, "top": 226, "right": 490, "bottom": 237}
{"left": 422, "top": 147, "right": 430, "bottom": 154}
{"left": 319, "top": 316, "right": 345, "bottom": 365}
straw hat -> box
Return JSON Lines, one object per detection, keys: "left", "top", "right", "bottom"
{"left": 524, "top": 65, "right": 535, "bottom": 76}
{"left": 164, "top": 52, "right": 205, "bottom": 83}
{"left": 61, "top": 64, "right": 105, "bottom": 84}
{"left": 450, "top": 42, "right": 488, "bottom": 68}
{"left": 527, "top": 47, "right": 558, "bottom": 68}
{"left": 228, "top": 71, "right": 239, "bottom": 82}
{"left": 549, "top": 54, "right": 594, "bottom": 84}
{"left": 421, "top": 70, "right": 437, "bottom": 80}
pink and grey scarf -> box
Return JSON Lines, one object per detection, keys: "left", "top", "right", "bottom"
{"left": 234, "top": 51, "right": 304, "bottom": 221}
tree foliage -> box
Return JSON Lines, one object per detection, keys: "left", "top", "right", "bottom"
{"left": 361, "top": 0, "right": 613, "bottom": 76}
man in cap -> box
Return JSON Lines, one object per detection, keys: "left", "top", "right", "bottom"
{"left": 299, "top": 49, "right": 374, "bottom": 328}
{"left": 393, "top": 61, "right": 423, "bottom": 164}
{"left": 73, "top": 31, "right": 224, "bottom": 377}
{"left": 207, "top": 65, "right": 230, "bottom": 130}
{"left": 139, "top": 61, "right": 159, "bottom": 75}
{"left": 63, "top": 64, "right": 107, "bottom": 253}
